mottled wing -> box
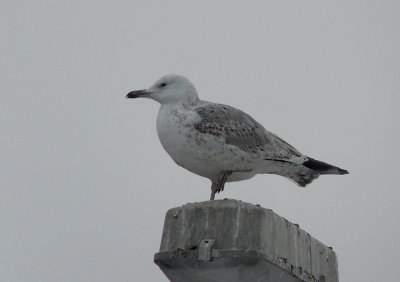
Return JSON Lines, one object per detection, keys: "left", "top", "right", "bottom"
{"left": 193, "top": 103, "right": 303, "bottom": 161}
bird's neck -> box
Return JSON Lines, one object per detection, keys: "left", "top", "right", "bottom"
{"left": 162, "top": 96, "right": 201, "bottom": 110}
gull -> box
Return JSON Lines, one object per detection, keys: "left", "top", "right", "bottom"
{"left": 126, "top": 74, "right": 348, "bottom": 200}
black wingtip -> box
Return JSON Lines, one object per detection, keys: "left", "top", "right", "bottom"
{"left": 303, "top": 157, "right": 349, "bottom": 175}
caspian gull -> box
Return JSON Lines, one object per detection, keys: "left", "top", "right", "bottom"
{"left": 126, "top": 74, "right": 348, "bottom": 200}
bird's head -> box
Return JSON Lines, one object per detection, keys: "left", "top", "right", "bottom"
{"left": 126, "top": 74, "right": 199, "bottom": 104}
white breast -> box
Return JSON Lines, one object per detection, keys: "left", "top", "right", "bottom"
{"left": 156, "top": 105, "right": 196, "bottom": 167}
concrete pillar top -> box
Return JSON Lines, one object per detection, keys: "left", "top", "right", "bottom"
{"left": 155, "top": 199, "right": 338, "bottom": 282}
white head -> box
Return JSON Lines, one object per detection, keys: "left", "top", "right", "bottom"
{"left": 126, "top": 74, "right": 199, "bottom": 104}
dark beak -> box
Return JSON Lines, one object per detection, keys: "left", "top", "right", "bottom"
{"left": 126, "top": 89, "right": 151, "bottom": 99}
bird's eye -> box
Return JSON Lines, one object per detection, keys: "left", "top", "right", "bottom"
{"left": 160, "top": 82, "right": 167, "bottom": 87}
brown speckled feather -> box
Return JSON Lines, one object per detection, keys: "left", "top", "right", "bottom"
{"left": 193, "top": 103, "right": 304, "bottom": 162}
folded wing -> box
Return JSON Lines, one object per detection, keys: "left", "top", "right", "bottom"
{"left": 193, "top": 103, "right": 306, "bottom": 163}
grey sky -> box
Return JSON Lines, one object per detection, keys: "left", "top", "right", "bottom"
{"left": 1, "top": 1, "right": 399, "bottom": 281}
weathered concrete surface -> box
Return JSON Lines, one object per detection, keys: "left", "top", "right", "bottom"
{"left": 154, "top": 199, "right": 338, "bottom": 282}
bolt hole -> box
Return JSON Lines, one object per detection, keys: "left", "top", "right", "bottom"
{"left": 205, "top": 240, "right": 209, "bottom": 243}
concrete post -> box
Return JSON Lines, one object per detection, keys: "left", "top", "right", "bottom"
{"left": 154, "top": 199, "right": 338, "bottom": 282}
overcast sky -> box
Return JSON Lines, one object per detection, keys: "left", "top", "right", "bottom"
{"left": 1, "top": 1, "right": 399, "bottom": 281}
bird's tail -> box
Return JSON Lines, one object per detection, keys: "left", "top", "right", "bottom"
{"left": 303, "top": 157, "right": 349, "bottom": 175}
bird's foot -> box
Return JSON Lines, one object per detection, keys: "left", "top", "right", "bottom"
{"left": 216, "top": 171, "right": 232, "bottom": 193}
{"left": 210, "top": 170, "right": 232, "bottom": 200}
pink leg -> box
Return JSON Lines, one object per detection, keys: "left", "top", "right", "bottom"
{"left": 210, "top": 182, "right": 217, "bottom": 200}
